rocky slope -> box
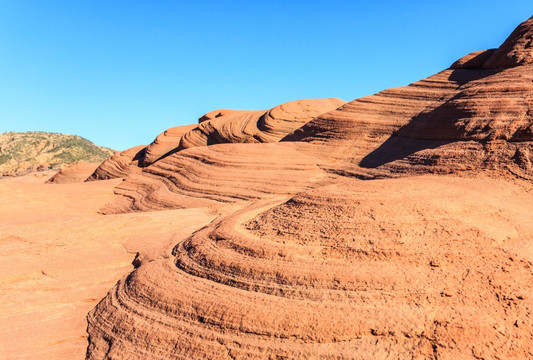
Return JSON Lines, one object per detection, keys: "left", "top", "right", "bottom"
{"left": 87, "top": 176, "right": 533, "bottom": 359}
{"left": 0, "top": 173, "right": 216, "bottom": 359}
{"left": 83, "top": 16, "right": 533, "bottom": 360}
{"left": 0, "top": 132, "right": 115, "bottom": 175}
{"left": 86, "top": 98, "right": 344, "bottom": 181}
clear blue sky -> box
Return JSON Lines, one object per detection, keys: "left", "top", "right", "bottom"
{"left": 1, "top": 1, "right": 531, "bottom": 150}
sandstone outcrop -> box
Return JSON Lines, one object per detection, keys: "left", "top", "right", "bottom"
{"left": 142, "top": 124, "right": 197, "bottom": 166}
{"left": 81, "top": 15, "right": 533, "bottom": 360}
{"left": 178, "top": 98, "right": 345, "bottom": 150}
{"left": 483, "top": 16, "right": 533, "bottom": 68}
{"left": 86, "top": 145, "right": 147, "bottom": 181}
{"left": 86, "top": 98, "right": 344, "bottom": 181}
{"left": 87, "top": 176, "right": 533, "bottom": 359}
{"left": 357, "top": 16, "right": 533, "bottom": 180}
{"left": 100, "top": 142, "right": 327, "bottom": 214}
{"left": 47, "top": 163, "right": 101, "bottom": 184}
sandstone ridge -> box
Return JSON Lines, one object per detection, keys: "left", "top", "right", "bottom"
{"left": 86, "top": 98, "right": 345, "bottom": 182}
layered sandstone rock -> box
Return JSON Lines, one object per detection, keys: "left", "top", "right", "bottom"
{"left": 178, "top": 98, "right": 345, "bottom": 150}
{"left": 358, "top": 17, "right": 533, "bottom": 180}
{"left": 483, "top": 16, "right": 533, "bottom": 68}
{"left": 87, "top": 98, "right": 344, "bottom": 181}
{"left": 142, "top": 124, "right": 197, "bottom": 166}
{"left": 105, "top": 67, "right": 470, "bottom": 211}
{"left": 87, "top": 177, "right": 533, "bottom": 359}
{"left": 47, "top": 163, "right": 101, "bottom": 184}
{"left": 100, "top": 142, "right": 327, "bottom": 214}
{"left": 86, "top": 145, "right": 147, "bottom": 181}
{"left": 84, "top": 15, "right": 533, "bottom": 360}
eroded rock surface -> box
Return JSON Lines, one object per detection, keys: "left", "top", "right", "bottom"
{"left": 82, "top": 15, "right": 533, "bottom": 360}
{"left": 86, "top": 98, "right": 344, "bottom": 181}
{"left": 87, "top": 177, "right": 533, "bottom": 359}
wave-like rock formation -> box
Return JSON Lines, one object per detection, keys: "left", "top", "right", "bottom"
{"left": 101, "top": 142, "right": 327, "bottom": 214}
{"left": 87, "top": 177, "right": 533, "bottom": 359}
{"left": 86, "top": 16, "right": 533, "bottom": 360}
{"left": 87, "top": 99, "right": 344, "bottom": 181}
{"left": 47, "top": 162, "right": 101, "bottom": 184}
{"left": 99, "top": 15, "right": 533, "bottom": 206}
{"left": 87, "top": 145, "right": 147, "bottom": 181}
{"left": 178, "top": 98, "right": 345, "bottom": 150}
{"left": 361, "top": 70, "right": 533, "bottom": 178}
{"left": 142, "top": 124, "right": 197, "bottom": 166}
{"left": 284, "top": 16, "right": 533, "bottom": 181}
{"left": 105, "top": 66, "right": 477, "bottom": 211}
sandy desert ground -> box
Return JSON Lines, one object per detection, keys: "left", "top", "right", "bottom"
{"left": 0, "top": 171, "right": 217, "bottom": 359}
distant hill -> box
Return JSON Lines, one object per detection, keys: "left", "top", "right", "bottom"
{"left": 0, "top": 131, "right": 115, "bottom": 175}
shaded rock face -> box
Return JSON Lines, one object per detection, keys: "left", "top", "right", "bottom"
{"left": 360, "top": 67, "right": 533, "bottom": 179}
{"left": 451, "top": 49, "right": 497, "bottom": 69}
{"left": 396, "top": 68, "right": 533, "bottom": 142}
{"left": 339, "top": 15, "right": 533, "bottom": 180}
{"left": 85, "top": 16, "right": 533, "bottom": 360}
{"left": 484, "top": 16, "right": 533, "bottom": 68}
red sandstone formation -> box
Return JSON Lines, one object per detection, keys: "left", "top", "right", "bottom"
{"left": 87, "top": 176, "right": 533, "bottom": 359}
{"left": 80, "top": 16, "right": 533, "bottom": 360}
{"left": 86, "top": 145, "right": 147, "bottom": 181}
{"left": 142, "top": 124, "right": 197, "bottom": 166}
{"left": 47, "top": 163, "right": 101, "bottom": 184}
{"left": 483, "top": 16, "right": 533, "bottom": 68}
{"left": 178, "top": 98, "right": 345, "bottom": 150}
{"left": 100, "top": 142, "right": 327, "bottom": 214}
{"left": 86, "top": 98, "right": 344, "bottom": 181}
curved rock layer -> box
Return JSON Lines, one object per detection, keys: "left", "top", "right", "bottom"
{"left": 46, "top": 162, "right": 101, "bottom": 184}
{"left": 142, "top": 124, "right": 197, "bottom": 166}
{"left": 87, "top": 176, "right": 533, "bottom": 359}
{"left": 105, "top": 66, "right": 533, "bottom": 212}
{"left": 86, "top": 16, "right": 533, "bottom": 360}
{"left": 284, "top": 17, "right": 533, "bottom": 180}
{"left": 87, "top": 98, "right": 344, "bottom": 181}
{"left": 86, "top": 145, "right": 147, "bottom": 181}
{"left": 178, "top": 98, "right": 345, "bottom": 150}
{"left": 397, "top": 66, "right": 533, "bottom": 142}
{"left": 101, "top": 142, "right": 327, "bottom": 214}
{"left": 104, "top": 67, "right": 486, "bottom": 211}
{"left": 280, "top": 69, "right": 506, "bottom": 183}
{"left": 483, "top": 16, "right": 533, "bottom": 68}
{"left": 451, "top": 16, "right": 533, "bottom": 70}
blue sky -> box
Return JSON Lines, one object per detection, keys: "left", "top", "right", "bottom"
{"left": 1, "top": 1, "right": 531, "bottom": 150}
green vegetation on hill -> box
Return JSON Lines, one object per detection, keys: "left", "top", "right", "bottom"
{"left": 0, "top": 131, "right": 116, "bottom": 175}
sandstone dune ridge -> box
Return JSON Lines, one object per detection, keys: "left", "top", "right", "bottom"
{"left": 0, "top": 131, "right": 115, "bottom": 176}
{"left": 83, "top": 16, "right": 533, "bottom": 359}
